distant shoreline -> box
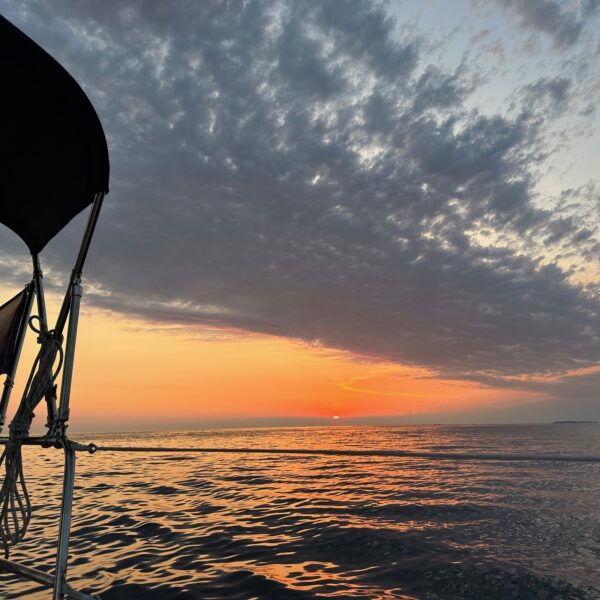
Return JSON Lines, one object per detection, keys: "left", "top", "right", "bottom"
{"left": 553, "top": 420, "right": 598, "bottom": 424}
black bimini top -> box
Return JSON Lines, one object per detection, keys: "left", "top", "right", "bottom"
{"left": 0, "top": 16, "right": 109, "bottom": 254}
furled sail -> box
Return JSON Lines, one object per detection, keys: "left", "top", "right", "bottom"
{"left": 0, "top": 287, "right": 31, "bottom": 376}
{"left": 0, "top": 16, "right": 109, "bottom": 254}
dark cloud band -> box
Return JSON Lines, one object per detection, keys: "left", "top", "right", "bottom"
{"left": 0, "top": 0, "right": 598, "bottom": 396}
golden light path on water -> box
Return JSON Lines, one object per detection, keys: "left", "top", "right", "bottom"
{"left": 0, "top": 425, "right": 598, "bottom": 599}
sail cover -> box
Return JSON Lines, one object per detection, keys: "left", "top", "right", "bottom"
{"left": 0, "top": 16, "right": 109, "bottom": 254}
{"left": 0, "top": 287, "right": 31, "bottom": 376}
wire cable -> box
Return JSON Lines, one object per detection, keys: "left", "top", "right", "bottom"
{"left": 84, "top": 444, "right": 600, "bottom": 463}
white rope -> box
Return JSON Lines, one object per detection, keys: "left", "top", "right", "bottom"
{"left": 0, "top": 320, "right": 63, "bottom": 557}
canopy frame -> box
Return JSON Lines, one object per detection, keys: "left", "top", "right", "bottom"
{"left": 0, "top": 193, "right": 105, "bottom": 599}
{"left": 0, "top": 14, "right": 110, "bottom": 598}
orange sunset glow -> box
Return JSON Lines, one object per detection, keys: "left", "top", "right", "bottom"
{"left": 2, "top": 287, "right": 549, "bottom": 431}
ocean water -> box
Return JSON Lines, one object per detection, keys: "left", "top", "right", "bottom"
{"left": 0, "top": 424, "right": 598, "bottom": 599}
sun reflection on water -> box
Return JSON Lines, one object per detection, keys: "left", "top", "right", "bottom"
{"left": 0, "top": 425, "right": 597, "bottom": 599}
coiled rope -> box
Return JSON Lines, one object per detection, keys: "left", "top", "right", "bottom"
{"left": 0, "top": 317, "right": 63, "bottom": 557}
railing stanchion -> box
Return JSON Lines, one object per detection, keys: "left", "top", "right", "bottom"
{"left": 53, "top": 444, "right": 76, "bottom": 600}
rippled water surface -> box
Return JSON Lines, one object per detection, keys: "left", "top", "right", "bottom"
{"left": 1, "top": 425, "right": 599, "bottom": 599}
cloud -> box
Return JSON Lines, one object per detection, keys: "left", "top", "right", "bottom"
{"left": 0, "top": 0, "right": 599, "bottom": 393}
{"left": 522, "top": 76, "right": 572, "bottom": 114}
{"left": 492, "top": 0, "right": 599, "bottom": 47}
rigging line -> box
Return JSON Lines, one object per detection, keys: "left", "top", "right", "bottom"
{"left": 6, "top": 440, "right": 597, "bottom": 463}
{"left": 1, "top": 438, "right": 598, "bottom": 462}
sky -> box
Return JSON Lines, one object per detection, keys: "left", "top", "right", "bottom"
{"left": 0, "top": 0, "right": 599, "bottom": 429}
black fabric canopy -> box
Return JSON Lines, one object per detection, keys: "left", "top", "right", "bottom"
{"left": 0, "top": 16, "right": 109, "bottom": 254}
